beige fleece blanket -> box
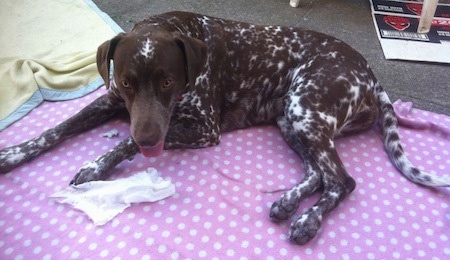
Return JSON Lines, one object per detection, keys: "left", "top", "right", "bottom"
{"left": 0, "top": 0, "right": 122, "bottom": 130}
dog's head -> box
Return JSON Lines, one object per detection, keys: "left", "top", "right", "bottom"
{"left": 97, "top": 30, "right": 207, "bottom": 157}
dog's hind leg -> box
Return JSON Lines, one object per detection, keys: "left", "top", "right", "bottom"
{"left": 272, "top": 74, "right": 360, "bottom": 242}
{"left": 270, "top": 117, "right": 322, "bottom": 221}
{"left": 0, "top": 93, "right": 125, "bottom": 173}
{"left": 271, "top": 115, "right": 356, "bottom": 244}
{"left": 288, "top": 161, "right": 355, "bottom": 245}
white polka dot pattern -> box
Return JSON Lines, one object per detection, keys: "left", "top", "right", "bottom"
{"left": 0, "top": 91, "right": 449, "bottom": 259}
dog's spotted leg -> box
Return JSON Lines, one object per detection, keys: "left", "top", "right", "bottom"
{"left": 288, "top": 143, "right": 356, "bottom": 244}
{"left": 270, "top": 170, "right": 321, "bottom": 221}
{"left": 289, "top": 174, "right": 350, "bottom": 244}
{"left": 71, "top": 136, "right": 139, "bottom": 185}
{"left": 272, "top": 116, "right": 356, "bottom": 244}
{"left": 277, "top": 81, "right": 358, "bottom": 244}
{"left": 270, "top": 117, "right": 322, "bottom": 221}
{"left": 0, "top": 93, "right": 124, "bottom": 173}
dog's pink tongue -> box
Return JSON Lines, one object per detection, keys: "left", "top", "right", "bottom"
{"left": 139, "top": 143, "right": 164, "bottom": 158}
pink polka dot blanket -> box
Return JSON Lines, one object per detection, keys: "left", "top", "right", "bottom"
{"left": 0, "top": 88, "right": 449, "bottom": 259}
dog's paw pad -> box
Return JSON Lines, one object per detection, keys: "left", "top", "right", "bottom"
{"left": 288, "top": 210, "right": 321, "bottom": 245}
{"left": 269, "top": 195, "right": 300, "bottom": 222}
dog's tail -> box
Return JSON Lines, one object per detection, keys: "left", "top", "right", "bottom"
{"left": 375, "top": 84, "right": 450, "bottom": 187}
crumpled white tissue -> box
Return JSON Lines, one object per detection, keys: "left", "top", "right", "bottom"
{"left": 51, "top": 168, "right": 175, "bottom": 225}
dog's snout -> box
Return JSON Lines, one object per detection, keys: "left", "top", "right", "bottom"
{"left": 132, "top": 126, "right": 163, "bottom": 147}
{"left": 131, "top": 125, "right": 165, "bottom": 158}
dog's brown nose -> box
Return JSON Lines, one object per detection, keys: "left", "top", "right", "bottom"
{"left": 132, "top": 127, "right": 165, "bottom": 157}
{"left": 132, "top": 127, "right": 163, "bottom": 148}
{"left": 130, "top": 116, "right": 164, "bottom": 143}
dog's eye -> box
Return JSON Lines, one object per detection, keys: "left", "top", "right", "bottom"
{"left": 163, "top": 79, "right": 173, "bottom": 89}
{"left": 121, "top": 80, "right": 130, "bottom": 88}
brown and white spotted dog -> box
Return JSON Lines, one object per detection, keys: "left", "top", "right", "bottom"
{"left": 1, "top": 11, "right": 449, "bottom": 244}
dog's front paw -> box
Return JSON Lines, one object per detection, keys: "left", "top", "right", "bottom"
{"left": 288, "top": 209, "right": 322, "bottom": 245}
{"left": 269, "top": 193, "right": 300, "bottom": 222}
{"left": 70, "top": 161, "right": 106, "bottom": 185}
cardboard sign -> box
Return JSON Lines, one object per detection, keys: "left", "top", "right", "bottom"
{"left": 370, "top": 0, "right": 450, "bottom": 63}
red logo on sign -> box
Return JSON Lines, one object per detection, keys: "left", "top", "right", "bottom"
{"left": 383, "top": 16, "right": 411, "bottom": 31}
{"left": 406, "top": 3, "right": 422, "bottom": 15}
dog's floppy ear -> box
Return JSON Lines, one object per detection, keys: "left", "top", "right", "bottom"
{"left": 173, "top": 31, "right": 207, "bottom": 90}
{"left": 96, "top": 33, "right": 125, "bottom": 89}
